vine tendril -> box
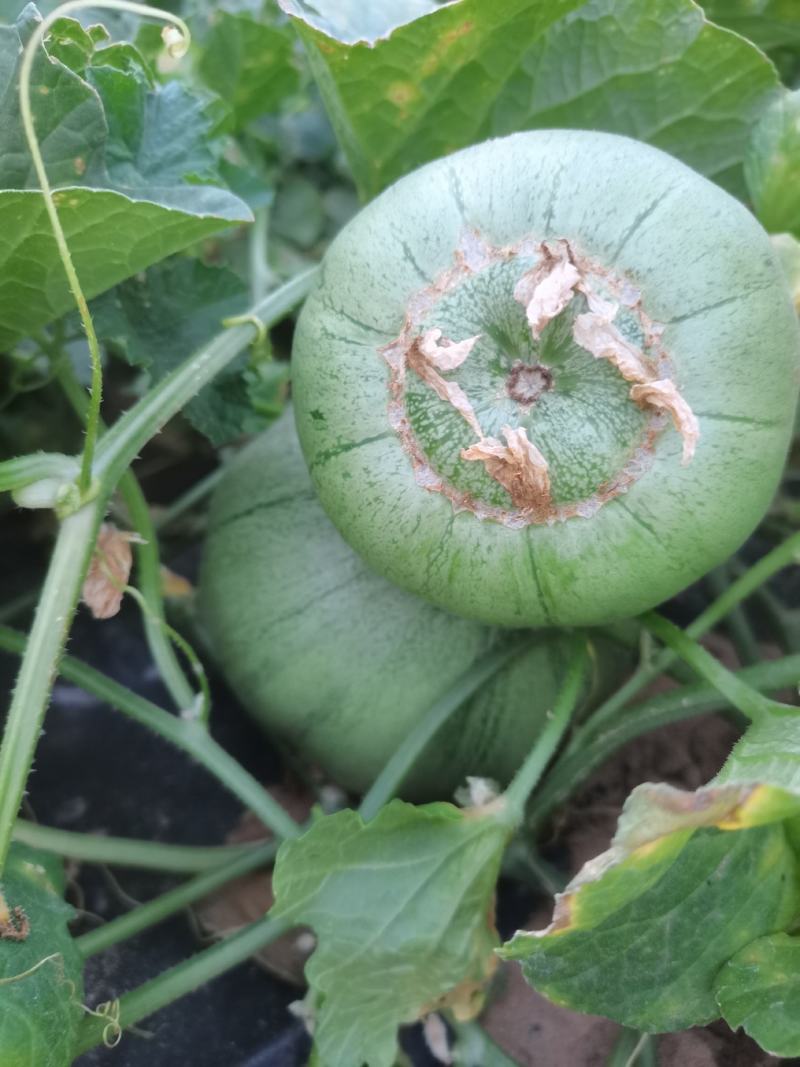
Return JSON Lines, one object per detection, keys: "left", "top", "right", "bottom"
{"left": 18, "top": 0, "right": 191, "bottom": 498}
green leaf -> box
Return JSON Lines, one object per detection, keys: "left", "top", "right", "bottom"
{"left": 745, "top": 88, "right": 800, "bottom": 235}
{"left": 0, "top": 843, "right": 84, "bottom": 1067}
{"left": 270, "top": 799, "right": 511, "bottom": 1067}
{"left": 196, "top": 9, "right": 301, "bottom": 129}
{"left": 277, "top": 0, "right": 442, "bottom": 46}
{"left": 0, "top": 190, "right": 247, "bottom": 352}
{"left": 702, "top": 0, "right": 800, "bottom": 52}
{"left": 492, "top": 0, "right": 780, "bottom": 197}
{"left": 501, "top": 781, "right": 799, "bottom": 1031}
{"left": 0, "top": 7, "right": 251, "bottom": 349}
{"left": 92, "top": 258, "right": 276, "bottom": 444}
{"left": 284, "top": 0, "right": 779, "bottom": 201}
{"left": 279, "top": 0, "right": 585, "bottom": 200}
{"left": 716, "top": 933, "right": 800, "bottom": 1058}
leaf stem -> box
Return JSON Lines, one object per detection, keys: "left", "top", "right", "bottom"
{"left": 13, "top": 821, "right": 258, "bottom": 873}
{"left": 527, "top": 653, "right": 800, "bottom": 831}
{"left": 74, "top": 913, "right": 291, "bottom": 1053}
{"left": 0, "top": 452, "right": 78, "bottom": 494}
{"left": 571, "top": 530, "right": 800, "bottom": 749}
{"left": 18, "top": 0, "right": 191, "bottom": 494}
{"left": 92, "top": 267, "right": 318, "bottom": 491}
{"left": 358, "top": 641, "right": 526, "bottom": 820}
{"left": 503, "top": 634, "right": 588, "bottom": 822}
{"left": 0, "top": 506, "right": 99, "bottom": 871}
{"left": 76, "top": 840, "right": 278, "bottom": 956}
{"left": 0, "top": 625, "right": 301, "bottom": 840}
{"left": 640, "top": 611, "right": 788, "bottom": 722}
{"left": 55, "top": 354, "right": 198, "bottom": 713}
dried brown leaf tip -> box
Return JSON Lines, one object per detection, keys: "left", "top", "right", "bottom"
{"left": 82, "top": 523, "right": 144, "bottom": 620}
{"left": 513, "top": 241, "right": 581, "bottom": 339}
{"left": 630, "top": 379, "right": 700, "bottom": 465}
{"left": 408, "top": 328, "right": 483, "bottom": 435}
{"left": 462, "top": 426, "right": 551, "bottom": 513}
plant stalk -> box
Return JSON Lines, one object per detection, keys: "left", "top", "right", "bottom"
{"left": 0, "top": 505, "right": 100, "bottom": 871}
{"left": 77, "top": 840, "right": 278, "bottom": 956}
{"left": 503, "top": 634, "right": 588, "bottom": 822}
{"left": 75, "top": 913, "right": 291, "bottom": 1053}
{"left": 13, "top": 821, "right": 259, "bottom": 873}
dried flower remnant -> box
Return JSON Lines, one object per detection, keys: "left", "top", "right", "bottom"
{"left": 631, "top": 379, "right": 700, "bottom": 464}
{"left": 572, "top": 311, "right": 651, "bottom": 383}
{"left": 407, "top": 328, "right": 483, "bottom": 434}
{"left": 462, "top": 426, "right": 551, "bottom": 513}
{"left": 513, "top": 242, "right": 581, "bottom": 339}
{"left": 82, "top": 524, "right": 144, "bottom": 620}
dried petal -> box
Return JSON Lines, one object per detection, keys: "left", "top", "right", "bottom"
{"left": 408, "top": 331, "right": 483, "bottom": 435}
{"left": 82, "top": 524, "right": 142, "bottom": 620}
{"left": 461, "top": 426, "right": 551, "bottom": 512}
{"left": 630, "top": 379, "right": 700, "bottom": 464}
{"left": 514, "top": 243, "right": 581, "bottom": 339}
{"left": 572, "top": 312, "right": 650, "bottom": 382}
{"left": 418, "top": 327, "right": 480, "bottom": 371}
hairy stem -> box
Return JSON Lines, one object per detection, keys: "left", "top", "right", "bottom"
{"left": 0, "top": 625, "right": 301, "bottom": 841}
{"left": 0, "top": 506, "right": 99, "bottom": 871}
{"left": 77, "top": 840, "right": 278, "bottom": 956}
{"left": 14, "top": 821, "right": 259, "bottom": 873}
{"left": 55, "top": 357, "right": 197, "bottom": 713}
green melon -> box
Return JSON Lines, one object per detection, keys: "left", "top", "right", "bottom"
{"left": 292, "top": 130, "right": 800, "bottom": 627}
{"left": 199, "top": 414, "right": 627, "bottom": 798}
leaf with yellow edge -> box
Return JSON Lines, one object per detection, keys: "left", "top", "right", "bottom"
{"left": 501, "top": 781, "right": 800, "bottom": 1031}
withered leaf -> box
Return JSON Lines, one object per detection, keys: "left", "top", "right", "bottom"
{"left": 81, "top": 524, "right": 142, "bottom": 620}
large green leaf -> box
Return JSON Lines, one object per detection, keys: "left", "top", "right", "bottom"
{"left": 0, "top": 7, "right": 251, "bottom": 349}
{"left": 702, "top": 0, "right": 800, "bottom": 51}
{"left": 279, "top": 0, "right": 585, "bottom": 199}
{"left": 501, "top": 781, "right": 799, "bottom": 1031}
{"left": 745, "top": 88, "right": 800, "bottom": 235}
{"left": 0, "top": 843, "right": 84, "bottom": 1066}
{"left": 488, "top": 0, "right": 780, "bottom": 197}
{"left": 196, "top": 9, "right": 301, "bottom": 129}
{"left": 716, "top": 933, "right": 800, "bottom": 1058}
{"left": 270, "top": 799, "right": 510, "bottom": 1067}
{"left": 0, "top": 189, "right": 246, "bottom": 352}
{"left": 282, "top": 0, "right": 780, "bottom": 200}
